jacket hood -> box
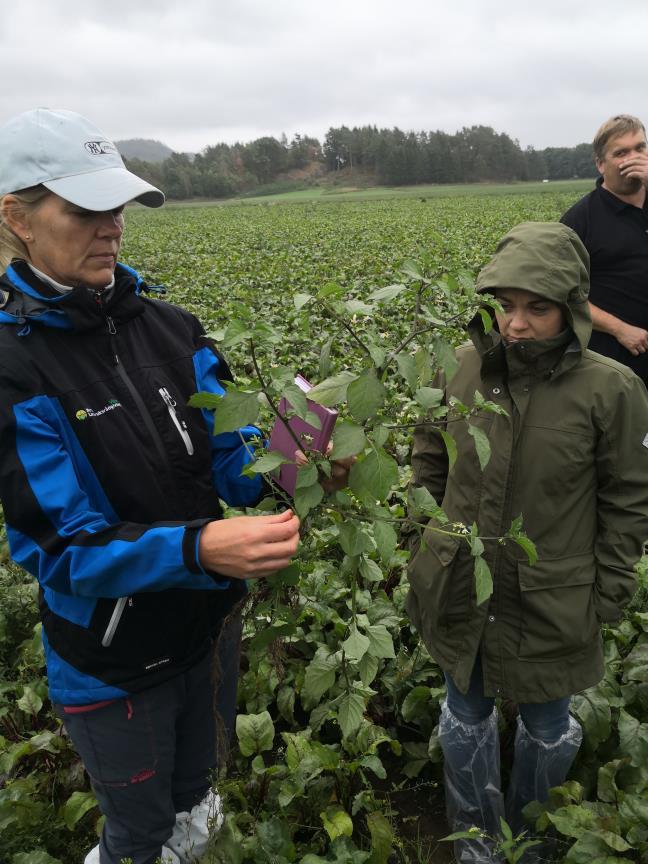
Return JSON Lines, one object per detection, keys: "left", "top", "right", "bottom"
{"left": 474, "top": 222, "right": 592, "bottom": 357}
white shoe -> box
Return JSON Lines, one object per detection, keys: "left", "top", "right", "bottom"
{"left": 166, "top": 789, "right": 224, "bottom": 861}
{"left": 84, "top": 843, "right": 181, "bottom": 863}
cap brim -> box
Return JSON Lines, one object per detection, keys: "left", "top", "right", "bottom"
{"left": 44, "top": 166, "right": 165, "bottom": 210}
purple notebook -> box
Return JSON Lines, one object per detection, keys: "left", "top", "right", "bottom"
{"left": 268, "top": 375, "right": 338, "bottom": 495}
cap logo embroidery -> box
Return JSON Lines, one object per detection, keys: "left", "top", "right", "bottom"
{"left": 84, "top": 140, "right": 117, "bottom": 156}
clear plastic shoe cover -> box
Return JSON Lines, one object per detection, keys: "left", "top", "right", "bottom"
{"left": 438, "top": 701, "right": 505, "bottom": 863}
{"left": 505, "top": 714, "right": 583, "bottom": 861}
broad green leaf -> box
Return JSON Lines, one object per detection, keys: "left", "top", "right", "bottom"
{"left": 478, "top": 307, "right": 494, "bottom": 334}
{"left": 320, "top": 805, "right": 354, "bottom": 840}
{"left": 367, "top": 810, "right": 393, "bottom": 864}
{"left": 330, "top": 422, "right": 366, "bottom": 460}
{"left": 347, "top": 369, "right": 387, "bottom": 422}
{"left": 213, "top": 390, "right": 260, "bottom": 435}
{"left": 572, "top": 689, "right": 612, "bottom": 751}
{"left": 373, "top": 521, "right": 398, "bottom": 565}
{"left": 624, "top": 637, "right": 648, "bottom": 683}
{"left": 294, "top": 292, "right": 313, "bottom": 310}
{"left": 257, "top": 818, "right": 296, "bottom": 858}
{"left": 277, "top": 686, "right": 296, "bottom": 725}
{"left": 414, "top": 387, "right": 444, "bottom": 410}
{"left": 61, "top": 790, "right": 98, "bottom": 830}
{"left": 337, "top": 692, "right": 365, "bottom": 738}
{"left": 440, "top": 430, "right": 457, "bottom": 468}
{"left": 597, "top": 759, "right": 627, "bottom": 803}
{"left": 235, "top": 711, "right": 275, "bottom": 757}
{"left": 469, "top": 523, "right": 484, "bottom": 557}
{"left": 367, "top": 342, "right": 387, "bottom": 369}
{"left": 467, "top": 423, "right": 491, "bottom": 471}
{"left": 349, "top": 448, "right": 398, "bottom": 502}
{"left": 282, "top": 383, "right": 309, "bottom": 419}
{"left": 510, "top": 534, "right": 538, "bottom": 566}
{"left": 617, "top": 707, "right": 648, "bottom": 768}
{"left": 188, "top": 391, "right": 221, "bottom": 410}
{"left": 415, "top": 346, "right": 433, "bottom": 386}
{"left": 343, "top": 626, "right": 371, "bottom": 662}
{"left": 619, "top": 793, "right": 648, "bottom": 834}
{"left": 546, "top": 804, "right": 597, "bottom": 839}
{"left": 309, "top": 372, "right": 358, "bottom": 406}
{"left": 17, "top": 686, "right": 42, "bottom": 717}
{"left": 433, "top": 336, "right": 459, "bottom": 382}
{"left": 365, "top": 624, "right": 395, "bottom": 659}
{"left": 345, "top": 299, "right": 374, "bottom": 316}
{"left": 249, "top": 451, "right": 290, "bottom": 473}
{"left": 360, "top": 754, "right": 386, "bottom": 779}
{"left": 368, "top": 283, "right": 406, "bottom": 302}
{"left": 296, "top": 462, "right": 319, "bottom": 489}
{"left": 318, "top": 281, "right": 347, "bottom": 299}
{"left": 408, "top": 485, "right": 449, "bottom": 524}
{"left": 395, "top": 353, "right": 418, "bottom": 392}
{"left": 474, "top": 556, "right": 493, "bottom": 605}
{"left": 221, "top": 319, "right": 249, "bottom": 348}
{"left": 359, "top": 557, "right": 383, "bottom": 584}
{"left": 358, "top": 652, "right": 379, "bottom": 686}
{"left": 319, "top": 336, "right": 334, "bottom": 379}
{"left": 401, "top": 687, "right": 433, "bottom": 723}
{"left": 302, "top": 652, "right": 337, "bottom": 706}
{"left": 294, "top": 481, "right": 324, "bottom": 518}
{"left": 337, "top": 521, "right": 373, "bottom": 556}
{"left": 401, "top": 259, "right": 424, "bottom": 280}
{"left": 372, "top": 423, "right": 389, "bottom": 448}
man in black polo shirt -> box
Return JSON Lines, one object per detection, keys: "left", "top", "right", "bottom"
{"left": 561, "top": 114, "right": 648, "bottom": 382}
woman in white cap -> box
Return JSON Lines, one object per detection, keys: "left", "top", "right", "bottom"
{"left": 0, "top": 108, "right": 301, "bottom": 864}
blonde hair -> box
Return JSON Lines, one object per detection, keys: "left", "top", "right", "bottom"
{"left": 593, "top": 115, "right": 646, "bottom": 161}
{"left": 0, "top": 185, "right": 51, "bottom": 271}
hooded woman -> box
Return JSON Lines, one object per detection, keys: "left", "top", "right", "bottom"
{"left": 0, "top": 109, "right": 301, "bottom": 864}
{"left": 406, "top": 222, "right": 648, "bottom": 862}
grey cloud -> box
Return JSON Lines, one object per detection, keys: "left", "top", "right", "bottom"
{"left": 2, "top": 0, "right": 648, "bottom": 153}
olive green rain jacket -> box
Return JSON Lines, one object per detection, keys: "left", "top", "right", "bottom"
{"left": 406, "top": 222, "right": 648, "bottom": 702}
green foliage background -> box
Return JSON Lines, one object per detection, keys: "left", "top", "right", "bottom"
{"left": 1, "top": 187, "right": 647, "bottom": 864}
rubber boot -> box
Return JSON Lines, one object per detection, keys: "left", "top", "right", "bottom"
{"left": 506, "top": 714, "right": 582, "bottom": 861}
{"left": 166, "top": 788, "right": 224, "bottom": 862}
{"left": 438, "top": 701, "right": 505, "bottom": 863}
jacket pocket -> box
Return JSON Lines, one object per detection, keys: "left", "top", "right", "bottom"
{"left": 407, "top": 530, "right": 467, "bottom": 629}
{"left": 517, "top": 553, "right": 599, "bottom": 661}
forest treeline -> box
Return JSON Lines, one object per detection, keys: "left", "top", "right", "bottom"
{"left": 124, "top": 124, "right": 597, "bottom": 199}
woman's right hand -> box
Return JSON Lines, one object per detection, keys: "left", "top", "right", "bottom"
{"left": 198, "top": 509, "right": 300, "bottom": 580}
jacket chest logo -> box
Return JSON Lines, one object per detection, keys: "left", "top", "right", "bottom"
{"left": 75, "top": 399, "right": 123, "bottom": 421}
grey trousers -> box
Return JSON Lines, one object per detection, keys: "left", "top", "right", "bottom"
{"left": 56, "top": 615, "right": 241, "bottom": 864}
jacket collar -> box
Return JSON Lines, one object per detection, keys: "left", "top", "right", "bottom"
{"left": 470, "top": 316, "right": 578, "bottom": 382}
{"left": 0, "top": 261, "right": 148, "bottom": 333}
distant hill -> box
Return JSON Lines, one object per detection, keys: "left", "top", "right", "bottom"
{"left": 116, "top": 138, "right": 173, "bottom": 163}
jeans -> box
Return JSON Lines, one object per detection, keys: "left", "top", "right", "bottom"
{"left": 445, "top": 653, "right": 571, "bottom": 743}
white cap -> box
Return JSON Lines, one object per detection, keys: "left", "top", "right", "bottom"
{"left": 0, "top": 108, "right": 164, "bottom": 210}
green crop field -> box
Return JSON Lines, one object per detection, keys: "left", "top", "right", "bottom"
{"left": 2, "top": 184, "right": 648, "bottom": 864}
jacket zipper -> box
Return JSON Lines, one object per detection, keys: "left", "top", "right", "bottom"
{"left": 101, "top": 308, "right": 178, "bottom": 648}
{"left": 159, "top": 387, "right": 194, "bottom": 455}
{"left": 102, "top": 596, "right": 132, "bottom": 647}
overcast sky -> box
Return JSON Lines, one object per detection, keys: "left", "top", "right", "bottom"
{"left": 2, "top": 0, "right": 647, "bottom": 154}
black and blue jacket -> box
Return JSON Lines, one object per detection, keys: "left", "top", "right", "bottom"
{"left": 0, "top": 261, "right": 262, "bottom": 705}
